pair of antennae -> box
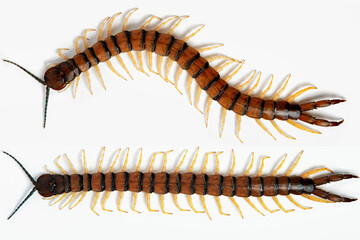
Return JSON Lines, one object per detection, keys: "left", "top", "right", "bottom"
{"left": 3, "top": 151, "right": 37, "bottom": 220}
{"left": 2, "top": 59, "right": 50, "bottom": 128}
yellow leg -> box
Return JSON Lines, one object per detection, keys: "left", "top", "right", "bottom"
{"left": 97, "top": 147, "right": 106, "bottom": 173}
{"left": 146, "top": 193, "right": 159, "bottom": 212}
{"left": 54, "top": 156, "right": 67, "bottom": 175}
{"left": 136, "top": 51, "right": 149, "bottom": 76}
{"left": 255, "top": 119, "right": 276, "bottom": 141}
{"left": 158, "top": 56, "right": 166, "bottom": 81}
{"left": 200, "top": 195, "right": 212, "bottom": 220}
{"left": 246, "top": 72, "right": 261, "bottom": 95}
{"left": 115, "top": 55, "right": 134, "bottom": 80}
{"left": 148, "top": 52, "right": 158, "bottom": 74}
{"left": 136, "top": 148, "right": 143, "bottom": 172}
{"left": 219, "top": 108, "right": 227, "bottom": 138}
{"left": 148, "top": 151, "right": 164, "bottom": 172}
{"left": 172, "top": 194, "right": 190, "bottom": 211}
{"left": 94, "top": 65, "right": 106, "bottom": 90}
{"left": 214, "top": 152, "right": 223, "bottom": 175}
{"left": 271, "top": 154, "right": 287, "bottom": 176}
{"left": 224, "top": 60, "right": 245, "bottom": 82}
{"left": 45, "top": 165, "right": 56, "bottom": 174}
{"left": 285, "top": 150, "right": 304, "bottom": 176}
{"left": 286, "top": 86, "right": 317, "bottom": 103}
{"left": 82, "top": 149, "right": 89, "bottom": 174}
{"left": 106, "top": 60, "right": 127, "bottom": 80}
{"left": 102, "top": 192, "right": 112, "bottom": 212}
{"left": 201, "top": 152, "right": 215, "bottom": 174}
{"left": 73, "top": 76, "right": 80, "bottom": 99}
{"left": 168, "top": 16, "right": 189, "bottom": 34}
{"left": 228, "top": 149, "right": 236, "bottom": 176}
{"left": 160, "top": 194, "right": 172, "bottom": 214}
{"left": 98, "top": 17, "right": 110, "bottom": 41}
{"left": 188, "top": 147, "right": 200, "bottom": 172}
{"left": 183, "top": 25, "right": 205, "bottom": 42}
{"left": 259, "top": 75, "right": 273, "bottom": 98}
{"left": 187, "top": 195, "right": 204, "bottom": 213}
{"left": 120, "top": 148, "right": 130, "bottom": 172}
{"left": 58, "top": 80, "right": 72, "bottom": 93}
{"left": 64, "top": 154, "right": 77, "bottom": 174}
{"left": 174, "top": 67, "right": 183, "bottom": 94}
{"left": 57, "top": 48, "right": 69, "bottom": 60}
{"left": 215, "top": 196, "right": 230, "bottom": 216}
{"left": 154, "top": 16, "right": 178, "bottom": 31}
{"left": 91, "top": 192, "right": 100, "bottom": 216}
{"left": 243, "top": 197, "right": 264, "bottom": 216}
{"left": 256, "top": 156, "right": 270, "bottom": 177}
{"left": 128, "top": 51, "right": 142, "bottom": 73}
{"left": 49, "top": 193, "right": 67, "bottom": 206}
{"left": 194, "top": 85, "right": 203, "bottom": 114}
{"left": 229, "top": 197, "right": 244, "bottom": 218}
{"left": 122, "top": 8, "right": 138, "bottom": 31}
{"left": 140, "top": 16, "right": 162, "bottom": 30}
{"left": 270, "top": 120, "right": 296, "bottom": 140}
{"left": 237, "top": 70, "right": 256, "bottom": 89}
{"left": 186, "top": 75, "right": 193, "bottom": 105}
{"left": 43, "top": 195, "right": 57, "bottom": 201}
{"left": 84, "top": 71, "right": 93, "bottom": 95}
{"left": 60, "top": 192, "right": 77, "bottom": 210}
{"left": 243, "top": 153, "right": 254, "bottom": 176}
{"left": 70, "top": 191, "right": 87, "bottom": 210}
{"left": 206, "top": 55, "right": 234, "bottom": 63}
{"left": 287, "top": 119, "right": 321, "bottom": 134}
{"left": 175, "top": 149, "right": 188, "bottom": 173}
{"left": 301, "top": 194, "right": 334, "bottom": 203}
{"left": 272, "top": 74, "right": 291, "bottom": 101}
{"left": 286, "top": 195, "right": 312, "bottom": 210}
{"left": 117, "top": 192, "right": 127, "bottom": 213}
{"left": 215, "top": 59, "right": 235, "bottom": 73}
{"left": 301, "top": 168, "right": 333, "bottom": 179}
{"left": 196, "top": 43, "right": 224, "bottom": 53}
{"left": 107, "top": 12, "right": 121, "bottom": 36}
{"left": 205, "top": 97, "right": 213, "bottom": 127}
{"left": 257, "top": 197, "right": 279, "bottom": 213}
{"left": 132, "top": 193, "right": 141, "bottom": 213}
{"left": 272, "top": 196, "right": 294, "bottom": 213}
{"left": 109, "top": 148, "right": 122, "bottom": 172}
{"left": 161, "top": 150, "right": 173, "bottom": 172}
{"left": 235, "top": 115, "right": 243, "bottom": 143}
{"left": 164, "top": 59, "right": 174, "bottom": 83}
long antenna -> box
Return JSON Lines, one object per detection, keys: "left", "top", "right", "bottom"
{"left": 7, "top": 187, "right": 36, "bottom": 220}
{"left": 3, "top": 151, "right": 36, "bottom": 185}
{"left": 3, "top": 59, "right": 46, "bottom": 85}
{"left": 44, "top": 87, "right": 50, "bottom": 128}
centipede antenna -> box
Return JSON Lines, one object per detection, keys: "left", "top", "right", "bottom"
{"left": 43, "top": 87, "right": 50, "bottom": 128}
{"left": 3, "top": 151, "right": 36, "bottom": 185}
{"left": 7, "top": 187, "right": 36, "bottom": 220}
{"left": 3, "top": 59, "right": 46, "bottom": 85}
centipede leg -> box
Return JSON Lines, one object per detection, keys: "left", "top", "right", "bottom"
{"left": 200, "top": 196, "right": 211, "bottom": 220}
{"left": 172, "top": 194, "right": 190, "bottom": 211}
{"left": 285, "top": 150, "right": 304, "bottom": 176}
{"left": 196, "top": 43, "right": 224, "bottom": 53}
{"left": 57, "top": 48, "right": 69, "bottom": 60}
{"left": 97, "top": 147, "right": 106, "bottom": 173}
{"left": 64, "top": 154, "right": 77, "bottom": 174}
{"left": 183, "top": 25, "right": 205, "bottom": 42}
{"left": 271, "top": 154, "right": 287, "bottom": 176}
{"left": 272, "top": 74, "right": 291, "bottom": 101}
{"left": 136, "top": 51, "right": 149, "bottom": 76}
{"left": 219, "top": 108, "right": 227, "bottom": 138}
{"left": 270, "top": 120, "right": 295, "bottom": 140}
{"left": 228, "top": 150, "right": 236, "bottom": 176}
{"left": 272, "top": 196, "right": 294, "bottom": 213}
{"left": 187, "top": 195, "right": 204, "bottom": 214}
{"left": 286, "top": 86, "right": 317, "bottom": 102}
{"left": 287, "top": 119, "right": 321, "bottom": 134}
{"left": 229, "top": 197, "right": 244, "bottom": 218}
{"left": 54, "top": 155, "right": 67, "bottom": 175}
{"left": 259, "top": 75, "right": 273, "bottom": 98}
{"left": 188, "top": 147, "right": 200, "bottom": 173}
{"left": 60, "top": 192, "right": 77, "bottom": 210}
{"left": 235, "top": 115, "right": 243, "bottom": 143}
{"left": 246, "top": 72, "right": 261, "bottom": 95}
{"left": 146, "top": 193, "right": 159, "bottom": 212}
{"left": 91, "top": 192, "right": 100, "bottom": 216}
{"left": 194, "top": 85, "right": 203, "bottom": 114}
{"left": 243, "top": 198, "right": 264, "bottom": 216}
{"left": 164, "top": 59, "right": 174, "bottom": 84}
{"left": 115, "top": 55, "right": 134, "bottom": 80}
{"left": 301, "top": 194, "right": 334, "bottom": 203}
{"left": 301, "top": 168, "right": 333, "bottom": 178}
{"left": 49, "top": 193, "right": 68, "bottom": 206}
{"left": 243, "top": 153, "right": 254, "bottom": 176}
{"left": 286, "top": 195, "right": 312, "bottom": 210}
{"left": 117, "top": 192, "right": 127, "bottom": 213}
{"left": 70, "top": 192, "right": 87, "bottom": 210}
{"left": 174, "top": 149, "right": 188, "bottom": 173}
{"left": 257, "top": 197, "right": 279, "bottom": 213}
{"left": 256, "top": 156, "right": 270, "bottom": 177}
{"left": 140, "top": 16, "right": 162, "bottom": 30}
{"left": 214, "top": 196, "right": 230, "bottom": 216}
{"left": 158, "top": 56, "right": 167, "bottom": 82}
{"left": 255, "top": 119, "right": 276, "bottom": 140}
{"left": 174, "top": 67, "right": 183, "bottom": 94}
{"left": 205, "top": 97, "right": 213, "bottom": 127}
{"left": 186, "top": 74, "right": 193, "bottom": 105}
{"left": 101, "top": 192, "right": 112, "bottom": 212}
{"left": 132, "top": 193, "right": 141, "bottom": 214}
{"left": 160, "top": 194, "right": 172, "bottom": 215}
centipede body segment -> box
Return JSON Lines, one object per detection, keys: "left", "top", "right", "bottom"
{"left": 3, "top": 9, "right": 345, "bottom": 141}
{"left": 3, "top": 148, "right": 357, "bottom": 220}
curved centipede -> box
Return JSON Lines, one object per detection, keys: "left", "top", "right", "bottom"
{"left": 3, "top": 9, "right": 345, "bottom": 141}
{"left": 3, "top": 148, "right": 357, "bottom": 220}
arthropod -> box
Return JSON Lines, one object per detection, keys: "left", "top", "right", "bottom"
{"left": 3, "top": 148, "right": 357, "bottom": 220}
{"left": 3, "top": 9, "right": 345, "bottom": 141}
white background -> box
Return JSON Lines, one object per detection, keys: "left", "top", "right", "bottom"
{"left": 0, "top": 0, "right": 359, "bottom": 239}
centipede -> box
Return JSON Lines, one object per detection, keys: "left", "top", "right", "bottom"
{"left": 3, "top": 9, "right": 345, "bottom": 141}
{"left": 3, "top": 148, "right": 357, "bottom": 220}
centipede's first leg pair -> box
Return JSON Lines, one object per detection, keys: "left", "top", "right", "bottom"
{"left": 3, "top": 9, "right": 345, "bottom": 141}
{"left": 3, "top": 148, "right": 357, "bottom": 220}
